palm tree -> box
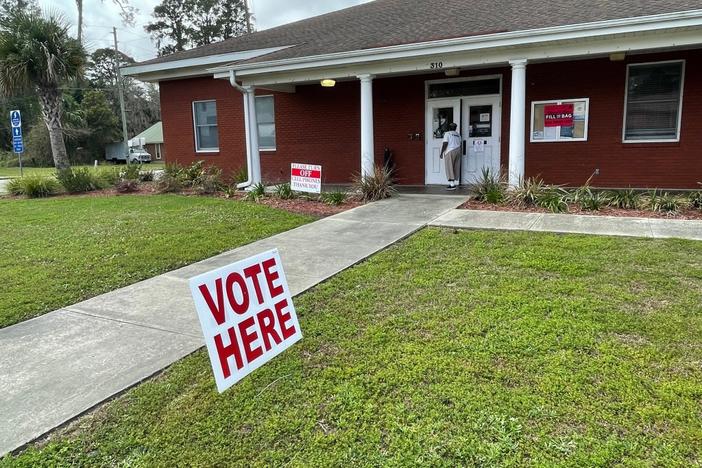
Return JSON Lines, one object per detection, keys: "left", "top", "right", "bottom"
{"left": 0, "top": 10, "right": 85, "bottom": 171}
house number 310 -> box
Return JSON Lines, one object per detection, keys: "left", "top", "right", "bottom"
{"left": 430, "top": 62, "right": 444, "bottom": 69}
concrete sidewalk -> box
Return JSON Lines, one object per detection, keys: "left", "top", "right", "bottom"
{"left": 430, "top": 209, "right": 702, "bottom": 241}
{"left": 0, "top": 194, "right": 466, "bottom": 456}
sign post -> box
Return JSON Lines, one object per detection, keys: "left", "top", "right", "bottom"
{"left": 189, "top": 249, "right": 303, "bottom": 393}
{"left": 10, "top": 110, "right": 23, "bottom": 177}
{"left": 290, "top": 163, "right": 322, "bottom": 194}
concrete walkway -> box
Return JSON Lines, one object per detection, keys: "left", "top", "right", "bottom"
{"left": 0, "top": 194, "right": 466, "bottom": 456}
{"left": 431, "top": 209, "right": 702, "bottom": 241}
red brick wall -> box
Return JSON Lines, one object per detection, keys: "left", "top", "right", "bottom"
{"left": 525, "top": 50, "right": 702, "bottom": 189}
{"left": 159, "top": 50, "right": 701, "bottom": 189}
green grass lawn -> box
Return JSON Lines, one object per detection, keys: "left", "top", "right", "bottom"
{"left": 0, "top": 195, "right": 311, "bottom": 328}
{"left": 4, "top": 229, "right": 701, "bottom": 466}
{"left": 0, "top": 162, "right": 165, "bottom": 178}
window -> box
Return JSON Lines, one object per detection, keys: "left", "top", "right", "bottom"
{"left": 531, "top": 98, "right": 589, "bottom": 142}
{"left": 256, "top": 96, "right": 276, "bottom": 150}
{"left": 193, "top": 100, "right": 219, "bottom": 152}
{"left": 624, "top": 61, "right": 684, "bottom": 142}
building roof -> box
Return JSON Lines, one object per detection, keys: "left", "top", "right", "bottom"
{"left": 130, "top": 0, "right": 702, "bottom": 69}
{"left": 132, "top": 122, "right": 163, "bottom": 144}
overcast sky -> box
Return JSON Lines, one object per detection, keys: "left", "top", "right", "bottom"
{"left": 39, "top": 0, "right": 372, "bottom": 61}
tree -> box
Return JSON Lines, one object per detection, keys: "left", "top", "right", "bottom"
{"left": 146, "top": 0, "right": 248, "bottom": 56}
{"left": 0, "top": 11, "right": 86, "bottom": 171}
{"left": 87, "top": 47, "right": 135, "bottom": 88}
{"left": 81, "top": 90, "right": 119, "bottom": 158}
{"left": 0, "top": 0, "right": 38, "bottom": 23}
{"left": 76, "top": 0, "right": 136, "bottom": 45}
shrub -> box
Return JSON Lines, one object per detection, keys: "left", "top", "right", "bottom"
{"left": 139, "top": 170, "right": 155, "bottom": 182}
{"left": 274, "top": 183, "right": 295, "bottom": 200}
{"left": 7, "top": 175, "right": 59, "bottom": 198}
{"left": 320, "top": 190, "right": 347, "bottom": 206}
{"left": 97, "top": 167, "right": 121, "bottom": 186}
{"left": 473, "top": 168, "right": 506, "bottom": 204}
{"left": 245, "top": 182, "right": 267, "bottom": 201}
{"left": 689, "top": 191, "right": 702, "bottom": 210}
{"left": 607, "top": 188, "right": 642, "bottom": 210}
{"left": 508, "top": 177, "right": 547, "bottom": 207}
{"left": 163, "top": 162, "right": 185, "bottom": 180}
{"left": 120, "top": 164, "right": 142, "bottom": 181}
{"left": 578, "top": 191, "right": 608, "bottom": 211}
{"left": 231, "top": 167, "right": 249, "bottom": 185}
{"left": 352, "top": 165, "right": 395, "bottom": 202}
{"left": 115, "top": 179, "right": 139, "bottom": 193}
{"left": 56, "top": 168, "right": 105, "bottom": 193}
{"left": 647, "top": 189, "right": 683, "bottom": 213}
{"left": 156, "top": 171, "right": 184, "bottom": 193}
{"left": 194, "top": 166, "right": 223, "bottom": 194}
{"left": 535, "top": 187, "right": 569, "bottom": 213}
{"left": 182, "top": 160, "right": 206, "bottom": 186}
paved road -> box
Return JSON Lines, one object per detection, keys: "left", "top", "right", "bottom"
{"left": 0, "top": 194, "right": 467, "bottom": 456}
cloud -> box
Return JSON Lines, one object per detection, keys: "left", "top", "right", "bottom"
{"left": 38, "top": 0, "right": 373, "bottom": 62}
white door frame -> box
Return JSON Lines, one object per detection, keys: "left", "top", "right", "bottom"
{"left": 424, "top": 74, "right": 503, "bottom": 185}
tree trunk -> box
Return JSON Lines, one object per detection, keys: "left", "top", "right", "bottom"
{"left": 76, "top": 0, "right": 83, "bottom": 44}
{"left": 38, "top": 87, "right": 71, "bottom": 171}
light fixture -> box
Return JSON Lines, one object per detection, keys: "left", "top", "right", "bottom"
{"left": 320, "top": 79, "right": 336, "bottom": 87}
{"left": 444, "top": 68, "right": 460, "bottom": 77}
{"left": 609, "top": 52, "right": 626, "bottom": 62}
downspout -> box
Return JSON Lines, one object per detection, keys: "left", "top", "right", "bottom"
{"left": 229, "top": 70, "right": 253, "bottom": 189}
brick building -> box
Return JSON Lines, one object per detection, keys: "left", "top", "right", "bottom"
{"left": 124, "top": 0, "right": 702, "bottom": 189}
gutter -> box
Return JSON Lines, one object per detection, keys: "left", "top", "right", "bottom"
{"left": 228, "top": 70, "right": 261, "bottom": 190}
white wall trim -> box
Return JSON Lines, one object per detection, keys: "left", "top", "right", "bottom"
{"left": 621, "top": 59, "right": 686, "bottom": 143}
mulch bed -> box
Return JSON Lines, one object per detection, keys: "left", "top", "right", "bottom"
{"left": 460, "top": 200, "right": 702, "bottom": 220}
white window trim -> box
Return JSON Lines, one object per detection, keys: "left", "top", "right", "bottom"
{"left": 530, "top": 98, "right": 590, "bottom": 143}
{"left": 192, "top": 100, "right": 219, "bottom": 153}
{"left": 255, "top": 95, "right": 277, "bottom": 151}
{"left": 622, "top": 59, "right": 685, "bottom": 144}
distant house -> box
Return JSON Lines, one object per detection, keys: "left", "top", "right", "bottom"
{"left": 123, "top": 0, "right": 702, "bottom": 189}
{"left": 132, "top": 122, "right": 165, "bottom": 161}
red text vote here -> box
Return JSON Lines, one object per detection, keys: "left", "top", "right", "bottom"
{"left": 189, "top": 249, "right": 302, "bottom": 392}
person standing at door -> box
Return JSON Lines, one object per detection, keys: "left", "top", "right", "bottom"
{"left": 440, "top": 122, "right": 462, "bottom": 190}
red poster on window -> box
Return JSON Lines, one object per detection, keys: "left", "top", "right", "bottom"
{"left": 544, "top": 104, "right": 574, "bottom": 127}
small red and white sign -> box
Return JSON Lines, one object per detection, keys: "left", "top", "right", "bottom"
{"left": 291, "top": 163, "right": 322, "bottom": 194}
{"left": 189, "top": 249, "right": 302, "bottom": 393}
{"left": 544, "top": 104, "right": 574, "bottom": 127}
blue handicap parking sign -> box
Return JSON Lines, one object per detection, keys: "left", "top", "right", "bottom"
{"left": 10, "top": 110, "right": 21, "bottom": 127}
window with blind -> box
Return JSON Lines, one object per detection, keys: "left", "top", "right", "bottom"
{"left": 192, "top": 100, "right": 219, "bottom": 152}
{"left": 624, "top": 61, "right": 684, "bottom": 142}
{"left": 255, "top": 96, "right": 276, "bottom": 150}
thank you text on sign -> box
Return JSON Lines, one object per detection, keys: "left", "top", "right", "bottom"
{"left": 291, "top": 163, "right": 322, "bottom": 194}
{"left": 544, "top": 104, "right": 574, "bottom": 128}
{"left": 189, "top": 249, "right": 302, "bottom": 393}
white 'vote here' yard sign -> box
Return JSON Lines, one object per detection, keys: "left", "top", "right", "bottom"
{"left": 189, "top": 249, "right": 302, "bottom": 393}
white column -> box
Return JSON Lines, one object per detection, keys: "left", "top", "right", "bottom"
{"left": 244, "top": 86, "right": 262, "bottom": 185}
{"left": 358, "top": 74, "right": 375, "bottom": 178}
{"left": 508, "top": 59, "right": 527, "bottom": 188}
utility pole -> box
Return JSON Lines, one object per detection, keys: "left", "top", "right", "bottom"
{"left": 113, "top": 27, "right": 130, "bottom": 164}
{"left": 244, "top": 0, "right": 252, "bottom": 34}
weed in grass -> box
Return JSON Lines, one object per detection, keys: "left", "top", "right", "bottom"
{"left": 607, "top": 188, "right": 642, "bottom": 210}
{"left": 473, "top": 168, "right": 506, "bottom": 204}
{"left": 320, "top": 190, "right": 347, "bottom": 206}
{"left": 56, "top": 168, "right": 105, "bottom": 193}
{"left": 352, "top": 165, "right": 395, "bottom": 202}
{"left": 7, "top": 174, "right": 59, "bottom": 198}
{"left": 274, "top": 183, "right": 295, "bottom": 200}
{"left": 245, "top": 182, "right": 267, "bottom": 201}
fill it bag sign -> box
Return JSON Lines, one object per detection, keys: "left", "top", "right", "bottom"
{"left": 189, "top": 249, "right": 302, "bottom": 393}
{"left": 544, "top": 103, "right": 574, "bottom": 127}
